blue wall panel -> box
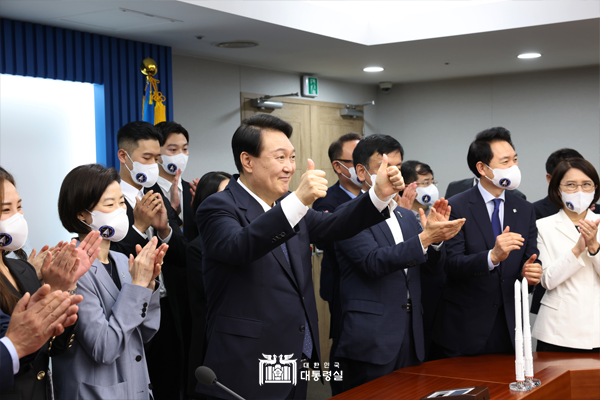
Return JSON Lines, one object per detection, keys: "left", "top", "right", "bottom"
{"left": 0, "top": 17, "right": 174, "bottom": 168}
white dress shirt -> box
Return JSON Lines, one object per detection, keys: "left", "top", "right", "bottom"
{"left": 477, "top": 182, "right": 505, "bottom": 271}
{"left": 157, "top": 175, "right": 184, "bottom": 222}
{"left": 0, "top": 336, "right": 19, "bottom": 375}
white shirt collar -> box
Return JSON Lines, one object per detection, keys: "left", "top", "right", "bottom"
{"left": 120, "top": 180, "right": 144, "bottom": 207}
{"left": 157, "top": 175, "right": 182, "bottom": 194}
{"left": 477, "top": 181, "right": 505, "bottom": 204}
{"left": 237, "top": 178, "right": 272, "bottom": 212}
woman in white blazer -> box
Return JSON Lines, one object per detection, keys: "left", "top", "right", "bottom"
{"left": 533, "top": 158, "right": 600, "bottom": 352}
{"left": 52, "top": 164, "right": 168, "bottom": 400}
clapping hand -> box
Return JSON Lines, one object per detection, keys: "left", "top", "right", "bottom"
{"left": 28, "top": 245, "right": 50, "bottom": 281}
{"left": 129, "top": 237, "right": 161, "bottom": 288}
{"left": 522, "top": 254, "right": 542, "bottom": 285}
{"left": 579, "top": 218, "right": 600, "bottom": 255}
{"left": 418, "top": 202, "right": 465, "bottom": 248}
{"left": 41, "top": 233, "right": 102, "bottom": 292}
{"left": 169, "top": 169, "right": 182, "bottom": 213}
{"left": 189, "top": 178, "right": 200, "bottom": 207}
{"left": 397, "top": 182, "right": 417, "bottom": 210}
{"left": 134, "top": 241, "right": 168, "bottom": 291}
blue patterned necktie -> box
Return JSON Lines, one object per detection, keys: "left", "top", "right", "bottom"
{"left": 491, "top": 198, "right": 502, "bottom": 238}
{"left": 280, "top": 242, "right": 313, "bottom": 359}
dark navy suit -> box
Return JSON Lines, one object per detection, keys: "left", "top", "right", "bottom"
{"left": 334, "top": 200, "right": 444, "bottom": 389}
{"left": 312, "top": 181, "right": 352, "bottom": 396}
{"left": 0, "top": 309, "right": 14, "bottom": 390}
{"left": 433, "top": 187, "right": 538, "bottom": 357}
{"left": 195, "top": 176, "right": 388, "bottom": 400}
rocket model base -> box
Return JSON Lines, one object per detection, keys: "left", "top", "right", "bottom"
{"left": 509, "top": 381, "right": 531, "bottom": 392}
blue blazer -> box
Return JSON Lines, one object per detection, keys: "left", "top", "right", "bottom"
{"left": 52, "top": 251, "right": 161, "bottom": 400}
{"left": 313, "top": 181, "right": 352, "bottom": 303}
{"left": 0, "top": 309, "right": 13, "bottom": 390}
{"left": 334, "top": 201, "right": 444, "bottom": 365}
{"left": 433, "top": 186, "right": 538, "bottom": 356}
{"left": 195, "top": 176, "right": 388, "bottom": 400}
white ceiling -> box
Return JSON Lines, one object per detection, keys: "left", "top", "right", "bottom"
{"left": 0, "top": 1, "right": 598, "bottom": 84}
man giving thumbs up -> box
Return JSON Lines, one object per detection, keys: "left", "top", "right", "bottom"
{"left": 195, "top": 114, "right": 401, "bottom": 400}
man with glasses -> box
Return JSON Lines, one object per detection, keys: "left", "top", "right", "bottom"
{"left": 313, "top": 132, "right": 362, "bottom": 396}
{"left": 400, "top": 160, "right": 446, "bottom": 361}
{"left": 402, "top": 161, "right": 440, "bottom": 218}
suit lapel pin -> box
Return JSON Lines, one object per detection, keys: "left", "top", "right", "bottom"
{"left": 513, "top": 209, "right": 517, "bottom": 213}
{"left": 397, "top": 211, "right": 402, "bottom": 218}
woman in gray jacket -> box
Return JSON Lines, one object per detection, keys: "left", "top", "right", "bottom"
{"left": 53, "top": 164, "right": 168, "bottom": 400}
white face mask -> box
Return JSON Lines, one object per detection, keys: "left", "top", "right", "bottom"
{"left": 81, "top": 208, "right": 130, "bottom": 242}
{"left": 0, "top": 213, "right": 29, "bottom": 251}
{"left": 560, "top": 190, "right": 594, "bottom": 215}
{"left": 364, "top": 172, "right": 377, "bottom": 189}
{"left": 336, "top": 161, "right": 362, "bottom": 188}
{"left": 485, "top": 164, "right": 521, "bottom": 190}
{"left": 125, "top": 153, "right": 159, "bottom": 188}
{"left": 416, "top": 184, "right": 439, "bottom": 207}
{"left": 160, "top": 153, "right": 189, "bottom": 175}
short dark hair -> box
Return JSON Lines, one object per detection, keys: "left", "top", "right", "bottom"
{"left": 545, "top": 148, "right": 584, "bottom": 175}
{"left": 548, "top": 158, "right": 600, "bottom": 210}
{"left": 467, "top": 127, "right": 514, "bottom": 177}
{"left": 400, "top": 163, "right": 419, "bottom": 185}
{"left": 328, "top": 132, "right": 363, "bottom": 163}
{"left": 58, "top": 164, "right": 121, "bottom": 234}
{"left": 117, "top": 121, "right": 162, "bottom": 154}
{"left": 191, "top": 171, "right": 232, "bottom": 213}
{"left": 403, "top": 160, "right": 434, "bottom": 179}
{"left": 231, "top": 114, "right": 293, "bottom": 173}
{"left": 352, "top": 135, "right": 404, "bottom": 173}
{"left": 155, "top": 121, "right": 190, "bottom": 146}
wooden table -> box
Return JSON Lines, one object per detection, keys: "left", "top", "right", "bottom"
{"left": 329, "top": 352, "right": 600, "bottom": 400}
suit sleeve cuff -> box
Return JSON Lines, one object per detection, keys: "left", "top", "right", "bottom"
{"left": 368, "top": 187, "right": 393, "bottom": 213}
{"left": 488, "top": 250, "right": 499, "bottom": 271}
{"left": 0, "top": 337, "right": 19, "bottom": 375}
{"left": 281, "top": 193, "right": 309, "bottom": 228}
{"left": 132, "top": 226, "right": 148, "bottom": 240}
{"left": 157, "top": 227, "right": 172, "bottom": 243}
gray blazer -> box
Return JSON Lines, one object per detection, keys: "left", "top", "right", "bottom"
{"left": 52, "top": 250, "right": 161, "bottom": 400}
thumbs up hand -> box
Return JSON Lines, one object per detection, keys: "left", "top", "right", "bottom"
{"left": 490, "top": 226, "right": 525, "bottom": 264}
{"left": 374, "top": 154, "right": 405, "bottom": 201}
{"left": 522, "top": 254, "right": 542, "bottom": 285}
{"left": 296, "top": 159, "right": 328, "bottom": 206}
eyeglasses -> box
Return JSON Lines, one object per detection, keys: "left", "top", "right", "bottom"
{"left": 335, "top": 159, "right": 353, "bottom": 164}
{"left": 415, "top": 180, "right": 438, "bottom": 187}
{"left": 560, "top": 182, "right": 596, "bottom": 193}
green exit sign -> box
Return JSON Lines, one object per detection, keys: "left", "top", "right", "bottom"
{"left": 302, "top": 76, "right": 318, "bottom": 98}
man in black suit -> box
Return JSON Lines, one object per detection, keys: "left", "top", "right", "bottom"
{"left": 432, "top": 127, "right": 542, "bottom": 359}
{"left": 445, "top": 177, "right": 527, "bottom": 200}
{"left": 195, "top": 114, "right": 405, "bottom": 400}
{"left": 155, "top": 121, "right": 199, "bottom": 242}
{"left": 312, "top": 132, "right": 361, "bottom": 396}
{"left": 529, "top": 148, "right": 598, "bottom": 314}
{"left": 334, "top": 135, "right": 463, "bottom": 391}
{"left": 113, "top": 121, "right": 188, "bottom": 399}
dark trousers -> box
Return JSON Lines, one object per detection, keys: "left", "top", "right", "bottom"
{"left": 341, "top": 311, "right": 420, "bottom": 392}
{"left": 537, "top": 340, "right": 600, "bottom": 353}
{"left": 431, "top": 306, "right": 514, "bottom": 359}
{"left": 146, "top": 297, "right": 184, "bottom": 400}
